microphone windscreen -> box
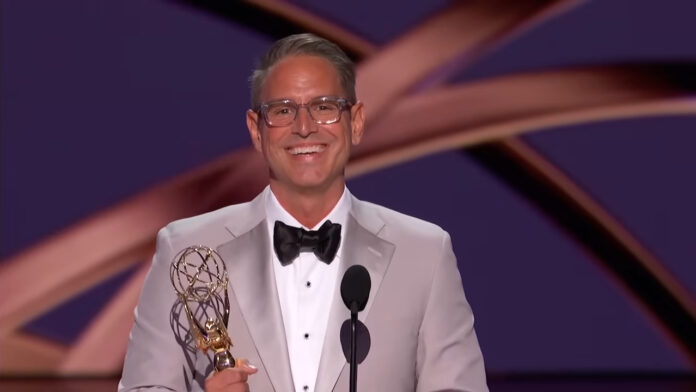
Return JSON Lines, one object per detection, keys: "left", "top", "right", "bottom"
{"left": 340, "top": 265, "right": 371, "bottom": 312}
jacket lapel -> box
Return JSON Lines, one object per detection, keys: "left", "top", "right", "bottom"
{"left": 314, "top": 196, "right": 396, "bottom": 391}
{"left": 217, "top": 189, "right": 294, "bottom": 391}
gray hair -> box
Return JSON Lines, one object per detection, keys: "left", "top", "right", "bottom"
{"left": 249, "top": 33, "right": 356, "bottom": 110}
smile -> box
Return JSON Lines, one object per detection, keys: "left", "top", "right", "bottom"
{"left": 287, "top": 144, "right": 326, "bottom": 155}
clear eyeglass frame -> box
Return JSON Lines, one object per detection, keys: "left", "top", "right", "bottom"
{"left": 256, "top": 96, "right": 353, "bottom": 127}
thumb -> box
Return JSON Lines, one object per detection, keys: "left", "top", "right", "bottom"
{"left": 235, "top": 358, "right": 259, "bottom": 374}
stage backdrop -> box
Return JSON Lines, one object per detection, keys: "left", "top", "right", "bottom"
{"left": 1, "top": 0, "right": 696, "bottom": 376}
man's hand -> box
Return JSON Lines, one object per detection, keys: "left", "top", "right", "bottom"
{"left": 205, "top": 359, "right": 258, "bottom": 392}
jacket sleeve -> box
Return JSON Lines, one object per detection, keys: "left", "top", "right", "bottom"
{"left": 119, "top": 227, "right": 203, "bottom": 392}
{"left": 415, "top": 232, "right": 488, "bottom": 392}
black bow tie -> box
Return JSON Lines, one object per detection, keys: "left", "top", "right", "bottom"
{"left": 273, "top": 220, "right": 342, "bottom": 266}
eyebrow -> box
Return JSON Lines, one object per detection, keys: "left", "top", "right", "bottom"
{"left": 263, "top": 95, "right": 343, "bottom": 104}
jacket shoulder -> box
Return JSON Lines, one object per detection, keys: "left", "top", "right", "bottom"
{"left": 159, "top": 199, "right": 259, "bottom": 245}
{"left": 356, "top": 200, "right": 448, "bottom": 243}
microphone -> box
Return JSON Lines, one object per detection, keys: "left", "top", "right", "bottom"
{"left": 341, "top": 265, "right": 371, "bottom": 313}
{"left": 340, "top": 265, "right": 371, "bottom": 392}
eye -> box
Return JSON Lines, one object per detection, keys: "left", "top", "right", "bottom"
{"left": 270, "top": 105, "right": 295, "bottom": 116}
{"left": 312, "top": 102, "right": 339, "bottom": 112}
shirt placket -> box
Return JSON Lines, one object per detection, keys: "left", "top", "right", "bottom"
{"left": 295, "top": 252, "right": 316, "bottom": 392}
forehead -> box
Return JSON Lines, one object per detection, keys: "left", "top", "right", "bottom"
{"left": 261, "top": 55, "right": 344, "bottom": 102}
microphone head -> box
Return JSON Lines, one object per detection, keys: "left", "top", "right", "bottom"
{"left": 340, "top": 265, "right": 371, "bottom": 312}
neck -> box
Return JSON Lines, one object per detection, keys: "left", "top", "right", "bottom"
{"left": 270, "top": 181, "right": 345, "bottom": 228}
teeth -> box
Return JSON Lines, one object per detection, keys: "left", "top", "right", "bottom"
{"left": 289, "top": 145, "right": 325, "bottom": 155}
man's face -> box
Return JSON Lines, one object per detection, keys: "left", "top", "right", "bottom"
{"left": 246, "top": 55, "right": 365, "bottom": 195}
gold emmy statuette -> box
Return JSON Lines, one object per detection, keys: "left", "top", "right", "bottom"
{"left": 170, "top": 246, "right": 235, "bottom": 371}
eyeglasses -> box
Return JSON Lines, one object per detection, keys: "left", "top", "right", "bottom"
{"left": 256, "top": 96, "right": 353, "bottom": 127}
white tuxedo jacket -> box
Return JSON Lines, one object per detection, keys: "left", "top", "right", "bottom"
{"left": 119, "top": 188, "right": 487, "bottom": 391}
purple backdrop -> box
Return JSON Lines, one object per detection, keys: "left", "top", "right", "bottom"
{"left": 2, "top": 0, "right": 696, "bottom": 373}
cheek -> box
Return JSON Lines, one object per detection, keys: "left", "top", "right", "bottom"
{"left": 261, "top": 131, "right": 284, "bottom": 153}
{"left": 332, "top": 123, "right": 353, "bottom": 144}
{"left": 342, "top": 128, "right": 355, "bottom": 150}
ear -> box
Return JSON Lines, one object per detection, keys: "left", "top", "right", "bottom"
{"left": 349, "top": 101, "right": 366, "bottom": 145}
{"left": 246, "top": 109, "right": 263, "bottom": 152}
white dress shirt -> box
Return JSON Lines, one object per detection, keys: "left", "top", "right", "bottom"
{"left": 265, "top": 187, "right": 350, "bottom": 392}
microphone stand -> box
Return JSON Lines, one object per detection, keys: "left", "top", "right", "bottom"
{"left": 341, "top": 264, "right": 370, "bottom": 392}
{"left": 349, "top": 302, "right": 358, "bottom": 392}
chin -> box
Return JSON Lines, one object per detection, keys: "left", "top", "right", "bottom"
{"left": 272, "top": 167, "right": 343, "bottom": 192}
{"left": 287, "top": 174, "right": 342, "bottom": 192}
{"left": 291, "top": 179, "right": 330, "bottom": 191}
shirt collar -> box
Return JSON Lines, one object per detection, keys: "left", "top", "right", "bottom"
{"left": 265, "top": 185, "right": 351, "bottom": 231}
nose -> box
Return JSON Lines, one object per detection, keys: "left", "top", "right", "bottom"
{"left": 293, "top": 106, "right": 315, "bottom": 137}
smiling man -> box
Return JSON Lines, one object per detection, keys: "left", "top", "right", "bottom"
{"left": 119, "top": 34, "right": 487, "bottom": 392}
{"left": 246, "top": 52, "right": 364, "bottom": 229}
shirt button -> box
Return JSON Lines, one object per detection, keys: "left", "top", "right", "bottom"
{"left": 306, "top": 281, "right": 311, "bottom": 288}
{"left": 304, "top": 333, "right": 309, "bottom": 339}
{"left": 303, "top": 386, "right": 309, "bottom": 391}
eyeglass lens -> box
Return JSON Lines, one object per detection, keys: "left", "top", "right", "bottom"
{"left": 265, "top": 99, "right": 342, "bottom": 126}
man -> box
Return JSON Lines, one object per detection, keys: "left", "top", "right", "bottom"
{"left": 119, "top": 33, "right": 487, "bottom": 391}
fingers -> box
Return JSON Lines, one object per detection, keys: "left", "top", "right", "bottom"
{"left": 205, "top": 359, "right": 257, "bottom": 392}
{"left": 234, "top": 358, "right": 258, "bottom": 375}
